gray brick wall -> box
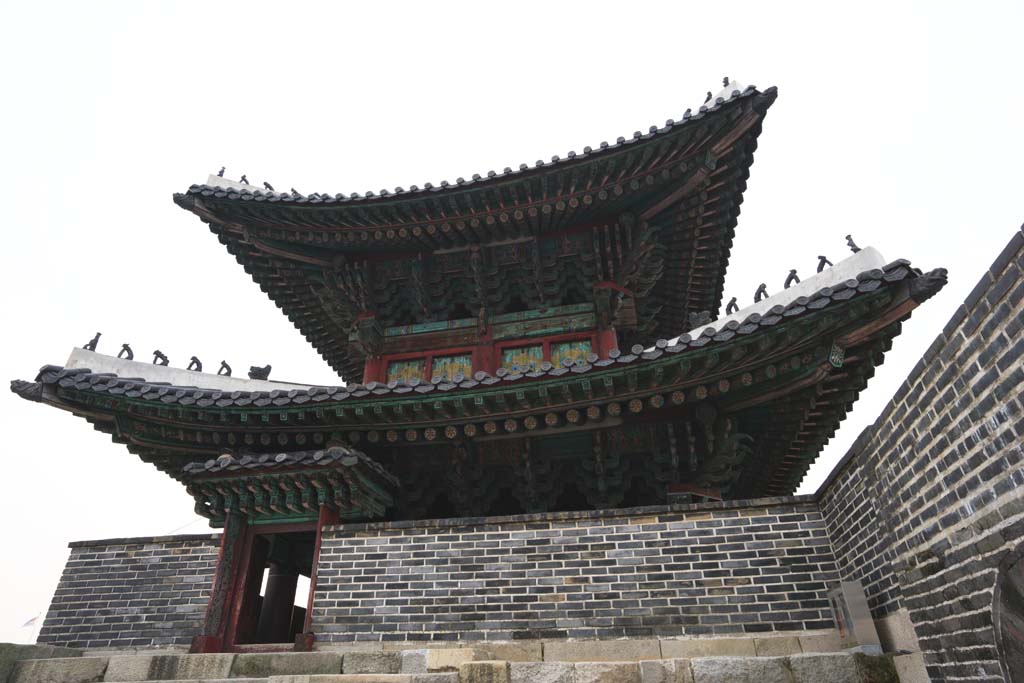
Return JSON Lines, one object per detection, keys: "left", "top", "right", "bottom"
{"left": 37, "top": 534, "right": 220, "bottom": 649}
{"left": 819, "top": 226, "right": 1024, "bottom": 682}
{"left": 312, "top": 498, "right": 839, "bottom": 642}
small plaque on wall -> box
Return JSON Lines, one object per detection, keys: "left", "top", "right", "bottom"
{"left": 828, "top": 581, "right": 883, "bottom": 654}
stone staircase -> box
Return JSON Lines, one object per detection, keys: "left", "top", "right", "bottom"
{"left": 2, "top": 642, "right": 903, "bottom": 683}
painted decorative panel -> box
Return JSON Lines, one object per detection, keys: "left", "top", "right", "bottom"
{"left": 387, "top": 358, "right": 426, "bottom": 384}
{"left": 550, "top": 340, "right": 592, "bottom": 368}
{"left": 431, "top": 354, "right": 473, "bottom": 382}
{"left": 501, "top": 345, "right": 543, "bottom": 371}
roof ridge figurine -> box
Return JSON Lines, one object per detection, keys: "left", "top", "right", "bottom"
{"left": 187, "top": 356, "right": 202, "bottom": 372}
{"left": 152, "top": 350, "right": 169, "bottom": 366}
{"left": 117, "top": 343, "right": 133, "bottom": 360}
{"left": 83, "top": 332, "right": 101, "bottom": 352}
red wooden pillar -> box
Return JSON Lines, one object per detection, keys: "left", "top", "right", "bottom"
{"left": 595, "top": 327, "right": 619, "bottom": 359}
{"left": 191, "top": 511, "right": 247, "bottom": 653}
{"left": 300, "top": 505, "right": 340, "bottom": 645}
{"left": 362, "top": 356, "right": 385, "bottom": 384}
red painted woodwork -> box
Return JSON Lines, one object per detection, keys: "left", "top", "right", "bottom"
{"left": 229, "top": 531, "right": 269, "bottom": 647}
{"left": 303, "top": 505, "right": 340, "bottom": 635}
{"left": 595, "top": 327, "right": 619, "bottom": 358}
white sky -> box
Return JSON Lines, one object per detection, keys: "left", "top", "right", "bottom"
{"left": 1, "top": 1, "right": 1021, "bottom": 643}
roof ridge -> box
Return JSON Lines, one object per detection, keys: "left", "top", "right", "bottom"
{"left": 178, "top": 86, "right": 775, "bottom": 206}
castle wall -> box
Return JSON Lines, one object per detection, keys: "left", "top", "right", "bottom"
{"left": 36, "top": 535, "right": 220, "bottom": 650}
{"left": 311, "top": 498, "right": 839, "bottom": 642}
{"left": 819, "top": 227, "right": 1024, "bottom": 682}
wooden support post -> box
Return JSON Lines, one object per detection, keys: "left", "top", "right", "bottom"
{"left": 190, "top": 511, "right": 246, "bottom": 653}
{"left": 301, "top": 505, "right": 340, "bottom": 641}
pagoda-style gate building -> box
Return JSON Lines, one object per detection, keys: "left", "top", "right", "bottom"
{"left": 12, "top": 81, "right": 952, "bottom": 654}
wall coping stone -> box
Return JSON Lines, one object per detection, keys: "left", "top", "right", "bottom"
{"left": 67, "top": 533, "right": 220, "bottom": 549}
{"left": 322, "top": 495, "right": 816, "bottom": 533}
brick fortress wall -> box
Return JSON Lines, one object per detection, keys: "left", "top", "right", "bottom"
{"left": 36, "top": 534, "right": 220, "bottom": 650}
{"left": 311, "top": 498, "right": 839, "bottom": 642}
{"left": 819, "top": 226, "right": 1024, "bottom": 681}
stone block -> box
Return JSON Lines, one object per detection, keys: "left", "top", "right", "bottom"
{"left": 851, "top": 654, "right": 897, "bottom": 683}
{"left": 660, "top": 639, "right": 756, "bottom": 658}
{"left": 400, "top": 651, "right": 428, "bottom": 674}
{"left": 789, "top": 654, "right": 861, "bottom": 683}
{"left": 269, "top": 676, "right": 457, "bottom": 683}
{"left": 459, "top": 661, "right": 510, "bottom": 683}
{"left": 318, "top": 643, "right": 385, "bottom": 654}
{"left": 796, "top": 632, "right": 842, "bottom": 653}
{"left": 476, "top": 643, "right": 542, "bottom": 662}
{"left": 689, "top": 657, "right": 791, "bottom": 683}
{"left": 424, "top": 649, "right": 482, "bottom": 672}
{"left": 544, "top": 640, "right": 660, "bottom": 662}
{"left": 1, "top": 644, "right": 82, "bottom": 683}
{"left": 342, "top": 652, "right": 401, "bottom": 674}
{"left": 232, "top": 653, "right": 341, "bottom": 677}
{"left": 753, "top": 637, "right": 801, "bottom": 656}
{"left": 510, "top": 662, "right": 574, "bottom": 683}
{"left": 893, "top": 653, "right": 930, "bottom": 683}
{"left": 11, "top": 657, "right": 108, "bottom": 683}
{"left": 574, "top": 661, "right": 642, "bottom": 683}
{"left": 788, "top": 653, "right": 896, "bottom": 683}
{"left": 639, "top": 659, "right": 693, "bottom": 683}
{"left": 104, "top": 654, "right": 234, "bottom": 681}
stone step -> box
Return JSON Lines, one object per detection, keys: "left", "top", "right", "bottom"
{"left": 8, "top": 650, "right": 899, "bottom": 683}
{"left": 505, "top": 654, "right": 899, "bottom": 683}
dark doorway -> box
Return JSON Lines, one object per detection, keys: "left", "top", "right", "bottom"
{"left": 233, "top": 529, "right": 316, "bottom": 645}
{"left": 996, "top": 547, "right": 1024, "bottom": 681}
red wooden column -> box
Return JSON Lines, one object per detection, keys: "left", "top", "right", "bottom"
{"left": 191, "top": 511, "right": 247, "bottom": 653}
{"left": 300, "top": 505, "right": 340, "bottom": 647}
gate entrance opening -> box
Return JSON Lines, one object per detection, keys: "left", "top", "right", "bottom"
{"left": 231, "top": 527, "right": 316, "bottom": 646}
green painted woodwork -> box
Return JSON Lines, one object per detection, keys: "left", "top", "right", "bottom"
{"left": 431, "top": 353, "right": 473, "bottom": 382}
{"left": 387, "top": 358, "right": 426, "bottom": 384}
{"left": 501, "top": 344, "right": 543, "bottom": 371}
{"left": 550, "top": 340, "right": 593, "bottom": 368}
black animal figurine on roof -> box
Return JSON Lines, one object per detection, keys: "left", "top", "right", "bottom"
{"left": 248, "top": 365, "right": 272, "bottom": 380}
{"left": 118, "top": 343, "right": 133, "bottom": 360}
{"left": 817, "top": 256, "right": 833, "bottom": 273}
{"left": 152, "top": 350, "right": 169, "bottom": 366}
{"left": 83, "top": 332, "right": 101, "bottom": 352}
{"left": 218, "top": 360, "right": 232, "bottom": 377}
{"left": 187, "top": 356, "right": 202, "bottom": 372}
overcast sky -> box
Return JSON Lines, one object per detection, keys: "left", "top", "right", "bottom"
{"left": 1, "top": 1, "right": 1021, "bottom": 643}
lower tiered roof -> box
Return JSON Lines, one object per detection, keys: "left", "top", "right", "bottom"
{"left": 12, "top": 249, "right": 947, "bottom": 515}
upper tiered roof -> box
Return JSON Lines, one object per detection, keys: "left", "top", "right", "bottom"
{"left": 174, "top": 83, "right": 777, "bottom": 379}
